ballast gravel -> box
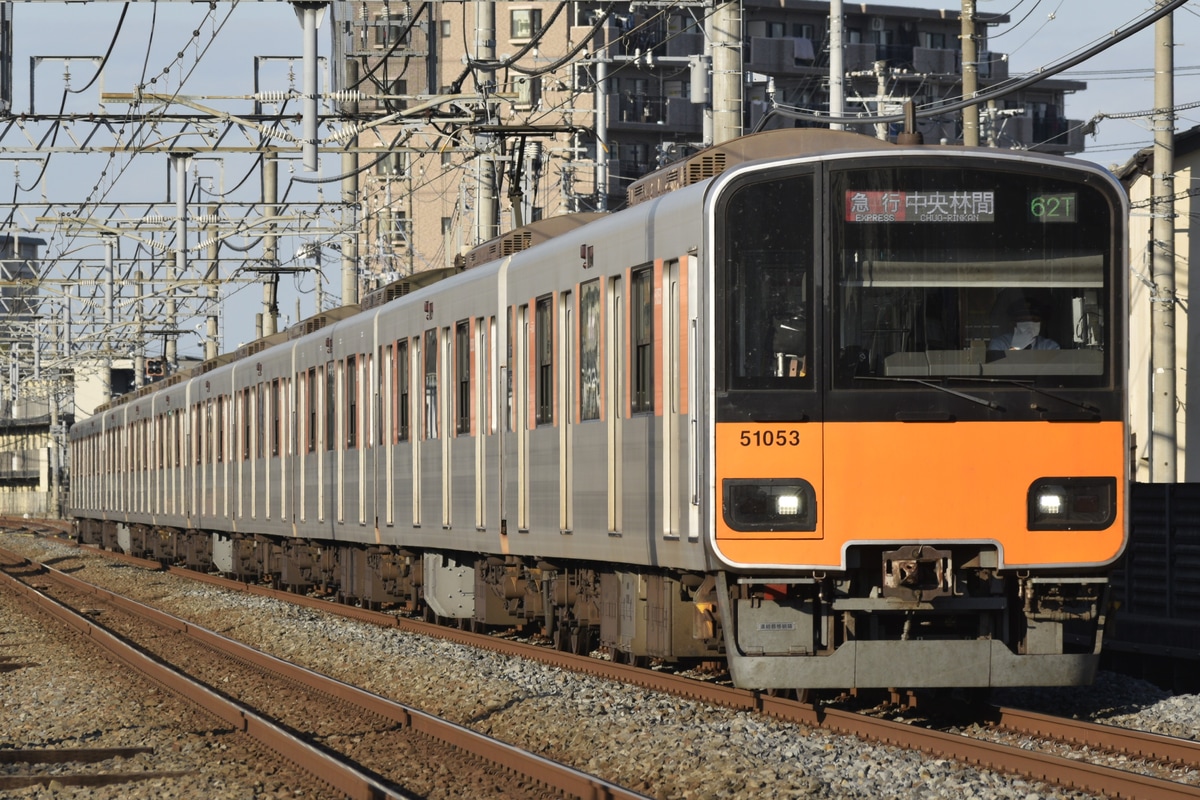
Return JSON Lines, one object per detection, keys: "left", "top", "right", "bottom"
{"left": 1, "top": 530, "right": 1185, "bottom": 800}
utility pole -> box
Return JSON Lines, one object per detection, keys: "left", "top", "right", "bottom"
{"left": 961, "top": 0, "right": 979, "bottom": 146}
{"left": 594, "top": 20, "right": 610, "bottom": 211}
{"left": 263, "top": 153, "right": 279, "bottom": 336}
{"left": 169, "top": 153, "right": 191, "bottom": 368}
{"left": 475, "top": 0, "right": 499, "bottom": 239}
{"left": 102, "top": 234, "right": 115, "bottom": 404}
{"left": 1150, "top": 0, "right": 1177, "bottom": 481}
{"left": 204, "top": 204, "right": 220, "bottom": 361}
{"left": 830, "top": 0, "right": 844, "bottom": 130}
{"left": 710, "top": 0, "right": 742, "bottom": 143}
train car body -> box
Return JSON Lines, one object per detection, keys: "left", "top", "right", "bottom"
{"left": 69, "top": 129, "right": 1129, "bottom": 690}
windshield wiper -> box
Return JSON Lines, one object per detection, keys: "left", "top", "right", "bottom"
{"left": 947, "top": 377, "right": 1099, "bottom": 414}
{"left": 855, "top": 376, "right": 1003, "bottom": 410}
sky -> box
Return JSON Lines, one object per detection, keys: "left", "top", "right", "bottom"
{"left": 866, "top": 0, "right": 1200, "bottom": 170}
{"left": 3, "top": 0, "right": 1198, "bottom": 353}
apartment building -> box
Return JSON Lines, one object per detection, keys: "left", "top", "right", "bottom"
{"left": 331, "top": 1, "right": 1087, "bottom": 288}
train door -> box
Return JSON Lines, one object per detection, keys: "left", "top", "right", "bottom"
{"left": 381, "top": 342, "right": 394, "bottom": 527}
{"left": 324, "top": 360, "right": 336, "bottom": 526}
{"left": 476, "top": 317, "right": 491, "bottom": 529}
{"left": 560, "top": 291, "right": 573, "bottom": 533}
{"left": 662, "top": 259, "right": 683, "bottom": 540}
{"left": 516, "top": 305, "right": 530, "bottom": 531}
{"left": 606, "top": 277, "right": 624, "bottom": 534}
{"left": 442, "top": 326, "right": 452, "bottom": 528}
{"left": 411, "top": 336, "right": 421, "bottom": 527}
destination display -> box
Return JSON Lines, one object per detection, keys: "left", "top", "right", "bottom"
{"left": 845, "top": 190, "right": 996, "bottom": 223}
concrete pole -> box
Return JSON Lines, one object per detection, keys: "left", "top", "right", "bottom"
{"left": 829, "top": 0, "right": 844, "bottom": 130}
{"left": 710, "top": 0, "right": 742, "bottom": 144}
{"left": 961, "top": 0, "right": 979, "bottom": 146}
{"left": 134, "top": 270, "right": 145, "bottom": 389}
{"left": 170, "top": 153, "right": 190, "bottom": 368}
{"left": 263, "top": 153, "right": 279, "bottom": 336}
{"left": 102, "top": 235, "right": 115, "bottom": 404}
{"left": 204, "top": 203, "right": 220, "bottom": 361}
{"left": 475, "top": 1, "right": 499, "bottom": 239}
{"left": 1150, "top": 1, "right": 1177, "bottom": 481}
{"left": 874, "top": 61, "right": 888, "bottom": 140}
{"left": 342, "top": 151, "right": 359, "bottom": 304}
{"left": 294, "top": 2, "right": 326, "bottom": 172}
{"left": 49, "top": 396, "right": 59, "bottom": 518}
{"left": 594, "top": 30, "right": 609, "bottom": 211}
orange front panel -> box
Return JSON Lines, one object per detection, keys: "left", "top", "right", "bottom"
{"left": 713, "top": 421, "right": 1126, "bottom": 570}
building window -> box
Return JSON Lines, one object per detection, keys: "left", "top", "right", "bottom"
{"left": 375, "top": 151, "right": 407, "bottom": 177}
{"left": 793, "top": 23, "right": 816, "bottom": 39}
{"left": 382, "top": 77, "right": 407, "bottom": 113}
{"left": 374, "top": 15, "right": 408, "bottom": 49}
{"left": 511, "top": 8, "right": 541, "bottom": 40}
{"left": 921, "top": 31, "right": 946, "bottom": 49}
{"left": 383, "top": 209, "right": 408, "bottom": 243}
{"left": 440, "top": 19, "right": 451, "bottom": 38}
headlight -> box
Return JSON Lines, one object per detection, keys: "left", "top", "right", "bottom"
{"left": 1028, "top": 477, "right": 1116, "bottom": 530}
{"left": 723, "top": 479, "right": 817, "bottom": 531}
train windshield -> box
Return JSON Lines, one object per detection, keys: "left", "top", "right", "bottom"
{"left": 831, "top": 164, "right": 1113, "bottom": 388}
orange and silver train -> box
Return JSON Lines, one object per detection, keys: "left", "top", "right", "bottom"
{"left": 69, "top": 129, "right": 1129, "bottom": 690}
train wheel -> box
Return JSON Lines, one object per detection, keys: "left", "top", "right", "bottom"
{"left": 570, "top": 624, "right": 594, "bottom": 656}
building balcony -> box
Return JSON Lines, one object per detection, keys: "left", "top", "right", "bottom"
{"left": 607, "top": 93, "right": 702, "bottom": 132}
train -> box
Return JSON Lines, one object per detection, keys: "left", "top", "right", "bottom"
{"left": 68, "top": 128, "right": 1130, "bottom": 691}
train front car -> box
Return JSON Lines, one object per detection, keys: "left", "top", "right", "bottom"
{"left": 709, "top": 148, "right": 1128, "bottom": 690}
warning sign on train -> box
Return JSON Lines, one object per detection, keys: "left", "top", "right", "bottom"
{"left": 845, "top": 191, "right": 995, "bottom": 223}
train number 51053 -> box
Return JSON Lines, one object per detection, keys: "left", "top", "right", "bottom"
{"left": 738, "top": 430, "right": 801, "bottom": 447}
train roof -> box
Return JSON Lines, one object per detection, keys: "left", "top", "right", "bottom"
{"left": 93, "top": 304, "right": 363, "bottom": 414}
{"left": 625, "top": 128, "right": 888, "bottom": 207}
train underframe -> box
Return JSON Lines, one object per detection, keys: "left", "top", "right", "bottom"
{"left": 74, "top": 520, "right": 1109, "bottom": 689}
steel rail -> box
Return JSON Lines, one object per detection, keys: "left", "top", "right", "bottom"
{"left": 0, "top": 551, "right": 412, "bottom": 800}
{"left": 0, "top": 546, "right": 649, "bottom": 800}
{"left": 24, "top": 532, "right": 1200, "bottom": 799}
{"left": 995, "top": 705, "right": 1200, "bottom": 769}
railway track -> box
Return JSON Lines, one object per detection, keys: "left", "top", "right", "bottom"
{"left": 10, "top": 527, "right": 1200, "bottom": 799}
{"left": 0, "top": 545, "right": 648, "bottom": 800}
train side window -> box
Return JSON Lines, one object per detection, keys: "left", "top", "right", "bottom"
{"left": 536, "top": 296, "right": 553, "bottom": 425}
{"left": 424, "top": 329, "right": 438, "bottom": 439}
{"left": 506, "top": 307, "right": 515, "bottom": 433}
{"left": 719, "top": 173, "right": 815, "bottom": 391}
{"left": 456, "top": 320, "right": 471, "bottom": 434}
{"left": 580, "top": 279, "right": 601, "bottom": 421}
{"left": 325, "top": 363, "right": 336, "bottom": 452}
{"left": 256, "top": 384, "right": 265, "bottom": 459}
{"left": 631, "top": 267, "right": 654, "bottom": 414}
{"left": 271, "top": 379, "right": 281, "bottom": 456}
{"left": 346, "top": 355, "right": 359, "bottom": 450}
{"left": 305, "top": 368, "right": 317, "bottom": 453}
{"left": 397, "top": 340, "right": 410, "bottom": 442}
{"left": 241, "top": 390, "right": 251, "bottom": 461}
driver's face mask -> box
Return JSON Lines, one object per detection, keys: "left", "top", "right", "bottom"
{"left": 1015, "top": 320, "right": 1041, "bottom": 338}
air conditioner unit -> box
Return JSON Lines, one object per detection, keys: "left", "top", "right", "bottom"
{"left": 870, "top": 18, "right": 885, "bottom": 32}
